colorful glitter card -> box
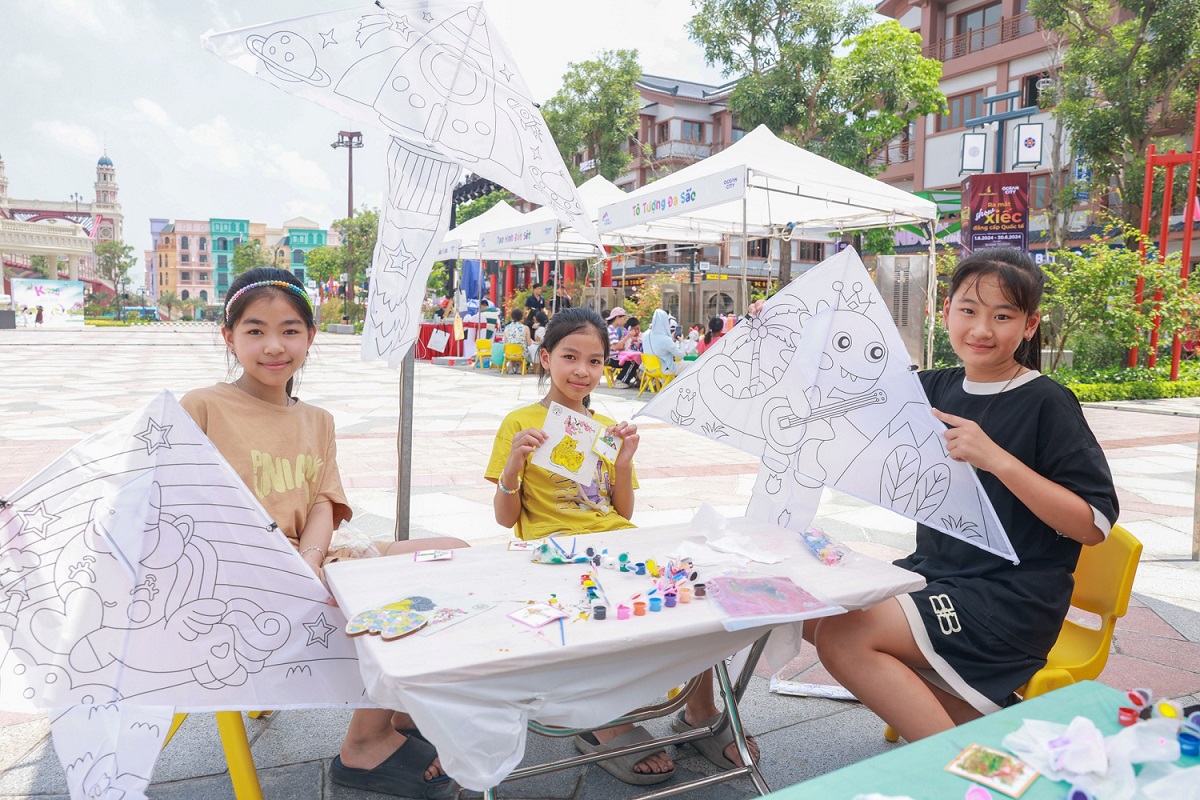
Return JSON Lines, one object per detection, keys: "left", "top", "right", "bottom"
{"left": 532, "top": 401, "right": 602, "bottom": 482}
{"left": 946, "top": 744, "right": 1039, "bottom": 797}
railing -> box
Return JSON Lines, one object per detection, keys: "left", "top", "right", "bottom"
{"left": 868, "top": 140, "right": 916, "bottom": 169}
{"left": 0, "top": 219, "right": 92, "bottom": 253}
{"left": 655, "top": 139, "right": 712, "bottom": 161}
{"left": 924, "top": 13, "right": 1039, "bottom": 61}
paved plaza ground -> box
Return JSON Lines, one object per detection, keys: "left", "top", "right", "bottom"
{"left": 0, "top": 325, "right": 1198, "bottom": 799}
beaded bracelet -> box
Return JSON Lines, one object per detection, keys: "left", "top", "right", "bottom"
{"left": 496, "top": 475, "right": 521, "bottom": 495}
{"left": 300, "top": 546, "right": 325, "bottom": 559}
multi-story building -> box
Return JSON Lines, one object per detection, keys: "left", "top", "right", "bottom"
{"left": 146, "top": 216, "right": 330, "bottom": 310}
{"left": 0, "top": 151, "right": 124, "bottom": 291}
{"left": 873, "top": 0, "right": 1080, "bottom": 249}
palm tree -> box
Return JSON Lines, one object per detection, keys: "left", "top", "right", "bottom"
{"left": 184, "top": 297, "right": 206, "bottom": 321}
{"left": 157, "top": 291, "right": 180, "bottom": 321}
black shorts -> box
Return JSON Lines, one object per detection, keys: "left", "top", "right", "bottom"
{"left": 898, "top": 584, "right": 1045, "bottom": 713}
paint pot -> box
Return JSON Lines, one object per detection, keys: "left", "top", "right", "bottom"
{"left": 1118, "top": 706, "right": 1140, "bottom": 727}
{"left": 593, "top": 605, "right": 607, "bottom": 621}
{"left": 633, "top": 601, "right": 647, "bottom": 616}
{"left": 664, "top": 594, "right": 677, "bottom": 608}
{"left": 1155, "top": 701, "right": 1182, "bottom": 720}
{"left": 601, "top": 555, "right": 617, "bottom": 569}
{"left": 679, "top": 587, "right": 693, "bottom": 604}
{"left": 649, "top": 597, "right": 663, "bottom": 612}
{"left": 1178, "top": 730, "right": 1200, "bottom": 757}
{"left": 646, "top": 559, "right": 659, "bottom": 577}
{"left": 635, "top": 562, "right": 646, "bottom": 576}
{"left": 964, "top": 786, "right": 993, "bottom": 800}
{"left": 693, "top": 583, "right": 707, "bottom": 598}
{"left": 1127, "top": 688, "right": 1152, "bottom": 708}
{"left": 617, "top": 604, "right": 631, "bottom": 620}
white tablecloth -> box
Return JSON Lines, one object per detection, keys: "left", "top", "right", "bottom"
{"left": 325, "top": 517, "right": 924, "bottom": 790}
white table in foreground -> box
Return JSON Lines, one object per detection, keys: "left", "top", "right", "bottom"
{"left": 325, "top": 517, "right": 925, "bottom": 791}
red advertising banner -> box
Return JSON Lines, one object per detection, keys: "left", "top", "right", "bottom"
{"left": 961, "top": 172, "right": 1030, "bottom": 252}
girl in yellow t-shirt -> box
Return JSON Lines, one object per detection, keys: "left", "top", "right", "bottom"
{"left": 183, "top": 268, "right": 462, "bottom": 800}
{"left": 485, "top": 307, "right": 759, "bottom": 785}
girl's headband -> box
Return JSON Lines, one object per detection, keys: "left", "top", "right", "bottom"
{"left": 223, "top": 281, "right": 312, "bottom": 318}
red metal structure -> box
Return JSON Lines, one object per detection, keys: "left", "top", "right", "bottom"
{"left": 1131, "top": 81, "right": 1200, "bottom": 379}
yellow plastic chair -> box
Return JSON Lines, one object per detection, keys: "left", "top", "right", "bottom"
{"left": 637, "top": 354, "right": 674, "bottom": 398}
{"left": 163, "top": 711, "right": 268, "bottom": 799}
{"left": 475, "top": 338, "right": 492, "bottom": 369}
{"left": 502, "top": 343, "right": 527, "bottom": 375}
{"left": 883, "top": 524, "right": 1142, "bottom": 742}
{"left": 603, "top": 365, "right": 616, "bottom": 389}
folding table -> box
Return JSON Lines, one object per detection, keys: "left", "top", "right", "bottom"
{"left": 325, "top": 516, "right": 926, "bottom": 797}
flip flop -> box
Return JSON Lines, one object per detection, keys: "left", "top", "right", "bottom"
{"left": 330, "top": 735, "right": 456, "bottom": 799}
{"left": 573, "top": 727, "right": 675, "bottom": 786}
{"left": 671, "top": 711, "right": 755, "bottom": 771}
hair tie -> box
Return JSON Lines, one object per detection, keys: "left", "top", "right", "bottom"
{"left": 223, "top": 280, "right": 312, "bottom": 319}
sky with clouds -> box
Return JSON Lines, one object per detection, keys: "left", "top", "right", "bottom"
{"left": 0, "top": 0, "right": 727, "bottom": 289}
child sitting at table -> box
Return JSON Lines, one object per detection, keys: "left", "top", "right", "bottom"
{"left": 183, "top": 268, "right": 468, "bottom": 798}
{"left": 644, "top": 309, "right": 687, "bottom": 375}
{"left": 807, "top": 248, "right": 1119, "bottom": 742}
{"left": 484, "top": 307, "right": 759, "bottom": 785}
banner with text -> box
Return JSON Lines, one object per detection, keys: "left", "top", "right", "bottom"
{"left": 479, "top": 220, "right": 559, "bottom": 253}
{"left": 961, "top": 172, "right": 1030, "bottom": 252}
{"left": 598, "top": 164, "right": 748, "bottom": 232}
{"left": 11, "top": 279, "right": 86, "bottom": 327}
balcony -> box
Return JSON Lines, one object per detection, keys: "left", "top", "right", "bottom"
{"left": 868, "top": 140, "right": 916, "bottom": 170}
{"left": 924, "top": 12, "right": 1039, "bottom": 61}
{"left": 655, "top": 139, "right": 712, "bottom": 162}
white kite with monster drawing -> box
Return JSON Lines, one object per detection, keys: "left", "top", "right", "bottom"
{"left": 638, "top": 248, "right": 1016, "bottom": 563}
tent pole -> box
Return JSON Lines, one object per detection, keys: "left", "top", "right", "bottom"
{"left": 553, "top": 230, "right": 560, "bottom": 312}
{"left": 740, "top": 190, "right": 749, "bottom": 307}
{"left": 394, "top": 347, "right": 414, "bottom": 541}
{"left": 925, "top": 219, "right": 937, "bottom": 370}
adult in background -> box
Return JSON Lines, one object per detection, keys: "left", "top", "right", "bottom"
{"left": 524, "top": 283, "right": 547, "bottom": 317}
{"left": 553, "top": 283, "right": 573, "bottom": 312}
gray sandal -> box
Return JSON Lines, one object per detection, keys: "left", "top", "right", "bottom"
{"left": 671, "top": 711, "right": 756, "bottom": 770}
{"left": 574, "top": 727, "right": 675, "bottom": 785}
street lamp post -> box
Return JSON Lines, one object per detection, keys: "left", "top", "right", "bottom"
{"left": 330, "top": 131, "right": 363, "bottom": 324}
{"left": 69, "top": 192, "right": 82, "bottom": 214}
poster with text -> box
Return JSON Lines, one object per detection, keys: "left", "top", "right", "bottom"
{"left": 11, "top": 279, "right": 86, "bottom": 327}
{"left": 961, "top": 172, "right": 1030, "bottom": 252}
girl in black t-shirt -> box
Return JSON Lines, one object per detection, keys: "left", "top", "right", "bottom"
{"left": 811, "top": 248, "right": 1119, "bottom": 742}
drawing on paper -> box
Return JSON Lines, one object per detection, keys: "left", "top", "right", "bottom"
{"left": 531, "top": 401, "right": 601, "bottom": 484}
{"left": 0, "top": 392, "right": 368, "bottom": 799}
{"left": 638, "top": 248, "right": 1015, "bottom": 562}
{"left": 203, "top": 2, "right": 603, "bottom": 368}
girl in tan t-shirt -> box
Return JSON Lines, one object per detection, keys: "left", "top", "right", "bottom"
{"left": 183, "top": 267, "right": 463, "bottom": 799}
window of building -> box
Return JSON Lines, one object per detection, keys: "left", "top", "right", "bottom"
{"left": 796, "top": 241, "right": 824, "bottom": 261}
{"left": 294, "top": 268, "right": 305, "bottom": 284}
{"left": 199, "top": 237, "right": 207, "bottom": 251}
{"left": 1031, "top": 173, "right": 1050, "bottom": 210}
{"left": 181, "top": 290, "right": 190, "bottom": 300}
{"left": 1022, "top": 72, "right": 1053, "bottom": 109}
{"left": 956, "top": 2, "right": 1002, "bottom": 52}
{"left": 217, "top": 237, "right": 228, "bottom": 250}
{"left": 217, "top": 272, "right": 228, "bottom": 287}
{"left": 217, "top": 255, "right": 228, "bottom": 269}
{"left": 181, "top": 272, "right": 191, "bottom": 282}
{"left": 658, "top": 122, "right": 669, "bottom": 142}
{"left": 747, "top": 238, "right": 771, "bottom": 258}
{"left": 293, "top": 249, "right": 305, "bottom": 265}
{"left": 181, "top": 236, "right": 189, "bottom": 250}
{"left": 163, "top": 237, "right": 170, "bottom": 246}
{"left": 200, "top": 272, "right": 208, "bottom": 282}
{"left": 732, "top": 128, "right": 746, "bottom": 142}
{"left": 938, "top": 90, "right": 987, "bottom": 131}
{"left": 277, "top": 249, "right": 286, "bottom": 261}
{"left": 200, "top": 290, "right": 208, "bottom": 303}
{"left": 199, "top": 254, "right": 208, "bottom": 263}
{"left": 681, "top": 121, "right": 703, "bottom": 142}
{"left": 233, "top": 237, "right": 242, "bottom": 248}
{"left": 180, "top": 254, "right": 190, "bottom": 263}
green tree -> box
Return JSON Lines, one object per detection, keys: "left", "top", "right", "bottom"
{"left": 231, "top": 239, "right": 270, "bottom": 277}
{"left": 94, "top": 240, "right": 137, "bottom": 290}
{"left": 688, "top": 0, "right": 945, "bottom": 173}
{"left": 1039, "top": 225, "right": 1200, "bottom": 371}
{"left": 332, "top": 207, "right": 378, "bottom": 322}
{"left": 1030, "top": 0, "right": 1200, "bottom": 228}
{"left": 157, "top": 290, "right": 180, "bottom": 321}
{"left": 542, "top": 49, "right": 642, "bottom": 182}
{"left": 455, "top": 189, "right": 510, "bottom": 226}
{"left": 302, "top": 245, "right": 343, "bottom": 284}
{"left": 28, "top": 255, "right": 54, "bottom": 278}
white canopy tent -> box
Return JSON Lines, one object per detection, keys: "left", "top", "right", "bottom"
{"left": 598, "top": 125, "right": 938, "bottom": 238}
{"left": 597, "top": 125, "right": 940, "bottom": 363}
{"left": 438, "top": 200, "right": 526, "bottom": 262}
